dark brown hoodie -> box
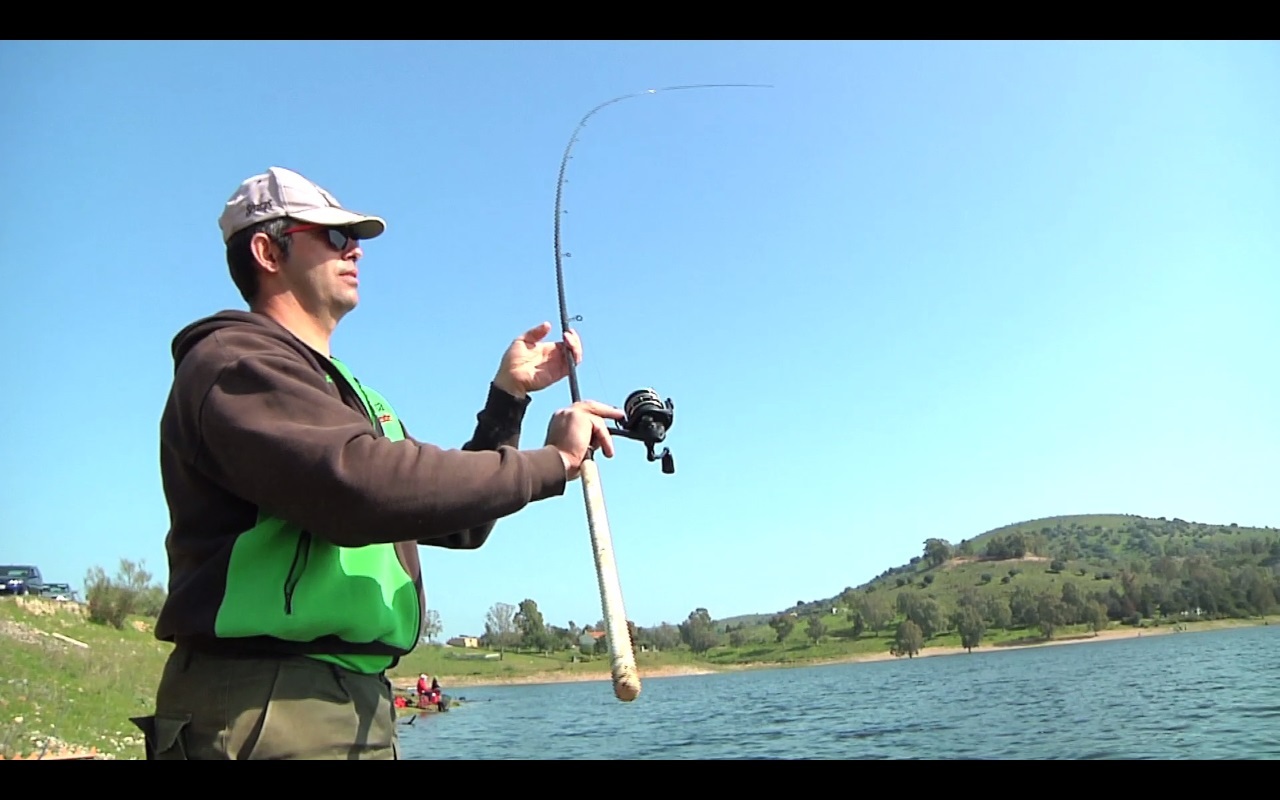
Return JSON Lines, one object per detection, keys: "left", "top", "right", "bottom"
{"left": 153, "top": 309, "right": 567, "bottom": 663}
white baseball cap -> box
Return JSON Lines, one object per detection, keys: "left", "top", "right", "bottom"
{"left": 218, "top": 166, "right": 387, "bottom": 243}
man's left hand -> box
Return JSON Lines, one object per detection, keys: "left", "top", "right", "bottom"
{"left": 493, "top": 322, "right": 582, "bottom": 400}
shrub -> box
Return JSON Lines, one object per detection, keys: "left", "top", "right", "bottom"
{"left": 84, "top": 558, "right": 166, "bottom": 630}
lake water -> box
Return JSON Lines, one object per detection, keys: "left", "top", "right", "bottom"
{"left": 398, "top": 625, "right": 1280, "bottom": 759}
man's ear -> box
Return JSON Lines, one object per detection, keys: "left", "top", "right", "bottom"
{"left": 250, "top": 231, "right": 284, "bottom": 276}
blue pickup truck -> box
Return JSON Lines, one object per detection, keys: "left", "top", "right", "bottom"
{"left": 0, "top": 565, "right": 44, "bottom": 596}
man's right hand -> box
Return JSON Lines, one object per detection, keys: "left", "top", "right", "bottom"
{"left": 545, "top": 400, "right": 626, "bottom": 480}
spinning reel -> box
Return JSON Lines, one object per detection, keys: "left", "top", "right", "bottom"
{"left": 608, "top": 388, "right": 675, "bottom": 474}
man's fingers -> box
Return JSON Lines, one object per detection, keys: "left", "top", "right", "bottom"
{"left": 591, "top": 416, "right": 615, "bottom": 458}
{"left": 521, "top": 321, "right": 552, "bottom": 344}
{"left": 575, "top": 399, "right": 626, "bottom": 420}
{"left": 554, "top": 329, "right": 583, "bottom": 367}
{"left": 564, "top": 329, "right": 583, "bottom": 364}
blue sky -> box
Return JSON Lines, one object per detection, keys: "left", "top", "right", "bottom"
{"left": 1, "top": 40, "right": 1277, "bottom": 640}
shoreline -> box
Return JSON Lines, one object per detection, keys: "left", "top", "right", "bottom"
{"left": 392, "top": 663, "right": 721, "bottom": 691}
{"left": 397, "top": 616, "right": 1275, "bottom": 690}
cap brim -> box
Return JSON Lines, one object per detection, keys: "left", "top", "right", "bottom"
{"left": 290, "top": 207, "right": 387, "bottom": 240}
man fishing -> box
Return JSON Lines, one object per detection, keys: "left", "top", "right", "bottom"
{"left": 132, "top": 166, "right": 624, "bottom": 760}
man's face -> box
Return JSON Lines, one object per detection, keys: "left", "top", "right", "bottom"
{"left": 273, "top": 223, "right": 364, "bottom": 322}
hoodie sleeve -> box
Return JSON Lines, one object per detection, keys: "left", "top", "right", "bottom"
{"left": 404, "top": 383, "right": 546, "bottom": 550}
{"left": 185, "top": 330, "right": 568, "bottom": 548}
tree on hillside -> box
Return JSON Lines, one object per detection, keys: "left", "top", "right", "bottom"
{"left": 806, "top": 615, "right": 826, "bottom": 645}
{"left": 908, "top": 597, "right": 946, "bottom": 639}
{"left": 1151, "top": 555, "right": 1180, "bottom": 582}
{"left": 924, "top": 538, "right": 954, "bottom": 568}
{"left": 647, "top": 623, "right": 681, "bottom": 651}
{"left": 982, "top": 594, "right": 1012, "bottom": 629}
{"left": 1234, "top": 566, "right": 1278, "bottom": 617}
{"left": 955, "top": 605, "right": 985, "bottom": 653}
{"left": 1083, "top": 601, "right": 1109, "bottom": 636}
{"left": 484, "top": 602, "right": 519, "bottom": 656}
{"left": 1056, "top": 538, "right": 1082, "bottom": 561}
{"left": 1060, "top": 582, "right": 1084, "bottom": 623}
{"left": 848, "top": 612, "right": 865, "bottom": 639}
{"left": 1037, "top": 592, "right": 1065, "bottom": 640}
{"left": 421, "top": 609, "right": 442, "bottom": 643}
{"left": 984, "top": 532, "right": 1029, "bottom": 560}
{"left": 515, "top": 598, "right": 549, "bottom": 651}
{"left": 768, "top": 614, "right": 795, "bottom": 643}
{"left": 855, "top": 595, "right": 892, "bottom": 634}
{"left": 680, "top": 608, "right": 720, "bottom": 654}
{"left": 1267, "top": 539, "right": 1280, "bottom": 567}
{"left": 1118, "top": 569, "right": 1142, "bottom": 610}
{"left": 1138, "top": 581, "right": 1171, "bottom": 618}
{"left": 1010, "top": 586, "right": 1039, "bottom": 628}
{"left": 1026, "top": 531, "right": 1050, "bottom": 558}
{"left": 893, "top": 619, "right": 924, "bottom": 658}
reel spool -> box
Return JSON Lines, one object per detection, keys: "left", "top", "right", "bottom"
{"left": 608, "top": 388, "right": 675, "bottom": 474}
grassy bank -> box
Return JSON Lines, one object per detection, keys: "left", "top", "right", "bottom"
{"left": 0, "top": 596, "right": 166, "bottom": 760}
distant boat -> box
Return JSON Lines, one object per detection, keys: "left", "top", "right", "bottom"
{"left": 394, "top": 691, "right": 460, "bottom": 715}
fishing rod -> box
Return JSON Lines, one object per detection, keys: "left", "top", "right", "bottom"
{"left": 551, "top": 83, "right": 773, "bottom": 702}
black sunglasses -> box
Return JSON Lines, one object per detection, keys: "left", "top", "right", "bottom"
{"left": 283, "top": 223, "right": 359, "bottom": 251}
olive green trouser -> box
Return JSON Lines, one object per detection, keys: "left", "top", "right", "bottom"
{"left": 130, "top": 644, "right": 400, "bottom": 760}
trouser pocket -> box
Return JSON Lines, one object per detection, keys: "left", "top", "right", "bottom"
{"left": 131, "top": 713, "right": 192, "bottom": 760}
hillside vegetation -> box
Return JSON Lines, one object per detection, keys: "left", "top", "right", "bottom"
{"left": 690, "top": 514, "right": 1280, "bottom": 662}
{"left": 406, "top": 513, "right": 1280, "bottom": 673}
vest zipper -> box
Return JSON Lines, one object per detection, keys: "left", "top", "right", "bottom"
{"left": 283, "top": 531, "right": 312, "bottom": 615}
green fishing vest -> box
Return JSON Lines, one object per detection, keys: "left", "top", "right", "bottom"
{"left": 210, "top": 356, "right": 421, "bottom": 674}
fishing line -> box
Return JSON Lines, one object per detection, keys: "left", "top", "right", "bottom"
{"left": 547, "top": 83, "right": 772, "bottom": 702}
{"left": 553, "top": 84, "right": 774, "bottom": 405}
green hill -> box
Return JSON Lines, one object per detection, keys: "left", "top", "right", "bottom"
{"left": 806, "top": 512, "right": 1278, "bottom": 616}
{"left": 641, "top": 513, "right": 1280, "bottom": 665}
